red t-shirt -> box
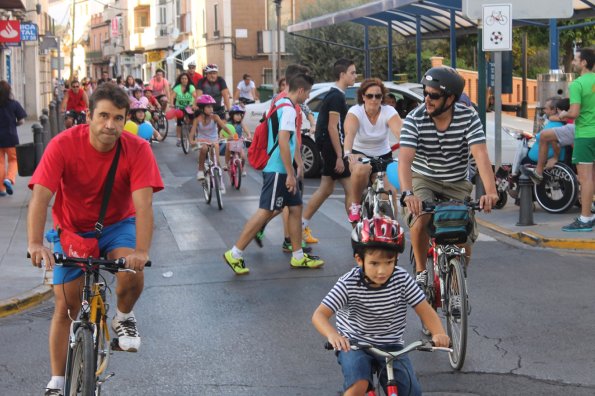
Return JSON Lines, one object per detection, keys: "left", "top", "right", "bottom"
{"left": 29, "top": 125, "right": 164, "bottom": 233}
{"left": 66, "top": 88, "right": 86, "bottom": 112}
{"left": 189, "top": 72, "right": 203, "bottom": 88}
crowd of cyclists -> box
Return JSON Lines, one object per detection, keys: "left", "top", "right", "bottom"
{"left": 35, "top": 49, "right": 595, "bottom": 396}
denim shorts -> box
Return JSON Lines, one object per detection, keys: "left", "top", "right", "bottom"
{"left": 45, "top": 217, "right": 137, "bottom": 284}
{"left": 337, "top": 344, "right": 421, "bottom": 396}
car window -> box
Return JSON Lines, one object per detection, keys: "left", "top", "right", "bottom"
{"left": 307, "top": 92, "right": 328, "bottom": 112}
{"left": 345, "top": 87, "right": 357, "bottom": 107}
{"left": 389, "top": 89, "right": 421, "bottom": 119}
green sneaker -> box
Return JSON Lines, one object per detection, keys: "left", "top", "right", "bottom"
{"left": 282, "top": 240, "right": 312, "bottom": 253}
{"left": 561, "top": 217, "right": 593, "bottom": 232}
{"left": 223, "top": 250, "right": 250, "bottom": 275}
{"left": 290, "top": 253, "right": 324, "bottom": 269}
{"left": 254, "top": 230, "right": 264, "bottom": 248}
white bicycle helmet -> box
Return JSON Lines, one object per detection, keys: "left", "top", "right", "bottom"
{"left": 204, "top": 64, "right": 219, "bottom": 73}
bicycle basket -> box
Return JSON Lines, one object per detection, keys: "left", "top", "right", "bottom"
{"left": 430, "top": 201, "right": 472, "bottom": 244}
{"left": 228, "top": 140, "right": 244, "bottom": 153}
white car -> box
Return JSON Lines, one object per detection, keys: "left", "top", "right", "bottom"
{"left": 245, "top": 82, "right": 531, "bottom": 177}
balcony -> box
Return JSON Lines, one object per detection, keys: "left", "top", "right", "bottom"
{"left": 86, "top": 50, "right": 106, "bottom": 62}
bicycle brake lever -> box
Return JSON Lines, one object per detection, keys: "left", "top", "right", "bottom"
{"left": 118, "top": 268, "right": 136, "bottom": 274}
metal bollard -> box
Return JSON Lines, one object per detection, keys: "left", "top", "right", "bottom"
{"left": 56, "top": 102, "right": 65, "bottom": 133}
{"left": 49, "top": 101, "right": 58, "bottom": 137}
{"left": 516, "top": 174, "right": 535, "bottom": 226}
{"left": 39, "top": 112, "right": 50, "bottom": 148}
{"left": 32, "top": 123, "right": 45, "bottom": 167}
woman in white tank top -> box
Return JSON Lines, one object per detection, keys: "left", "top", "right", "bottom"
{"left": 343, "top": 78, "right": 403, "bottom": 223}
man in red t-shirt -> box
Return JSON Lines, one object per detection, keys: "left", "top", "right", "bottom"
{"left": 27, "top": 83, "right": 164, "bottom": 395}
{"left": 186, "top": 61, "right": 203, "bottom": 88}
{"left": 60, "top": 79, "right": 89, "bottom": 128}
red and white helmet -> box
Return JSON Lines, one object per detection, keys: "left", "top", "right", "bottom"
{"left": 351, "top": 215, "right": 405, "bottom": 254}
{"left": 196, "top": 94, "right": 216, "bottom": 105}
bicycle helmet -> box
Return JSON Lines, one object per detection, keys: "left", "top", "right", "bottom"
{"left": 196, "top": 94, "right": 217, "bottom": 105}
{"left": 187, "top": 61, "right": 196, "bottom": 68}
{"left": 421, "top": 66, "right": 465, "bottom": 100}
{"left": 351, "top": 215, "right": 405, "bottom": 255}
{"left": 229, "top": 104, "right": 245, "bottom": 115}
{"left": 204, "top": 63, "right": 219, "bottom": 73}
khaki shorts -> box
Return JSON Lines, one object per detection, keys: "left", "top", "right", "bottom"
{"left": 401, "top": 173, "right": 479, "bottom": 243}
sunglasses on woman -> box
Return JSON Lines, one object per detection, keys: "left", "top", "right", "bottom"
{"left": 423, "top": 90, "right": 446, "bottom": 100}
{"left": 364, "top": 93, "right": 383, "bottom": 100}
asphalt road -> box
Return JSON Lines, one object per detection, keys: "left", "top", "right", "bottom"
{"left": 1, "top": 133, "right": 595, "bottom": 395}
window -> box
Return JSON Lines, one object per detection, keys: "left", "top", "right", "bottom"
{"left": 134, "top": 6, "right": 150, "bottom": 33}
{"left": 159, "top": 5, "right": 166, "bottom": 24}
{"left": 214, "top": 4, "right": 219, "bottom": 36}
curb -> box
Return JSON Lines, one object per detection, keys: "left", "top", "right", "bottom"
{"left": 477, "top": 218, "right": 595, "bottom": 251}
{"left": 0, "top": 284, "right": 53, "bottom": 318}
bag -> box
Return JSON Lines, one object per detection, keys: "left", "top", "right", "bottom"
{"left": 58, "top": 228, "right": 100, "bottom": 258}
{"left": 248, "top": 102, "right": 292, "bottom": 170}
{"left": 430, "top": 201, "right": 471, "bottom": 244}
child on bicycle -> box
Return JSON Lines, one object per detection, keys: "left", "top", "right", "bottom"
{"left": 312, "top": 215, "right": 450, "bottom": 396}
{"left": 191, "top": 94, "right": 232, "bottom": 181}
{"left": 224, "top": 104, "right": 252, "bottom": 176}
{"left": 128, "top": 103, "right": 162, "bottom": 142}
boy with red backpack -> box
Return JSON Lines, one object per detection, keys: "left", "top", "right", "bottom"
{"left": 223, "top": 74, "right": 324, "bottom": 274}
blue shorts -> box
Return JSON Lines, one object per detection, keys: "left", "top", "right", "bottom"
{"left": 259, "top": 172, "right": 302, "bottom": 211}
{"left": 45, "top": 217, "right": 137, "bottom": 285}
{"left": 337, "top": 345, "right": 421, "bottom": 396}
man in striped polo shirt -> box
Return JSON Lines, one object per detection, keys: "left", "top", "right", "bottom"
{"left": 398, "top": 66, "right": 499, "bottom": 288}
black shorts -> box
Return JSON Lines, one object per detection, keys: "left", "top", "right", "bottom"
{"left": 352, "top": 149, "right": 393, "bottom": 174}
{"left": 319, "top": 140, "right": 350, "bottom": 180}
{"left": 259, "top": 172, "right": 302, "bottom": 211}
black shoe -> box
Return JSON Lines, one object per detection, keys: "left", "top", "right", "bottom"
{"left": 45, "top": 389, "right": 63, "bottom": 396}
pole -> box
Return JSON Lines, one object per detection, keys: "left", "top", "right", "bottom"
{"left": 477, "top": 25, "right": 486, "bottom": 130}
{"left": 494, "top": 51, "right": 502, "bottom": 171}
{"left": 69, "top": 0, "right": 75, "bottom": 79}
{"left": 276, "top": 0, "right": 282, "bottom": 82}
{"left": 521, "top": 32, "right": 528, "bottom": 118}
{"left": 32, "top": 123, "right": 44, "bottom": 167}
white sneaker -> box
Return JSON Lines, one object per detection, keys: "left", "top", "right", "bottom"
{"left": 220, "top": 184, "right": 226, "bottom": 194}
{"left": 111, "top": 315, "right": 141, "bottom": 352}
{"left": 196, "top": 171, "right": 205, "bottom": 180}
{"left": 242, "top": 170, "right": 247, "bottom": 176}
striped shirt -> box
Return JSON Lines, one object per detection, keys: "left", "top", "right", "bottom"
{"left": 322, "top": 266, "right": 425, "bottom": 346}
{"left": 400, "top": 103, "right": 486, "bottom": 182}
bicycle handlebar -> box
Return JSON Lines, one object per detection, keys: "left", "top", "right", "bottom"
{"left": 27, "top": 252, "right": 151, "bottom": 272}
{"left": 421, "top": 199, "right": 482, "bottom": 212}
{"left": 324, "top": 339, "right": 453, "bottom": 357}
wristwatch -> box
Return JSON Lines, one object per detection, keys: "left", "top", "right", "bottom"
{"left": 400, "top": 190, "right": 414, "bottom": 206}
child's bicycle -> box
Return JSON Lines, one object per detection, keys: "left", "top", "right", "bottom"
{"left": 180, "top": 107, "right": 195, "bottom": 154}
{"left": 227, "top": 138, "right": 250, "bottom": 190}
{"left": 409, "top": 199, "right": 481, "bottom": 370}
{"left": 358, "top": 143, "right": 400, "bottom": 221}
{"left": 325, "top": 339, "right": 452, "bottom": 396}
{"left": 153, "top": 109, "right": 169, "bottom": 141}
{"left": 199, "top": 139, "right": 225, "bottom": 210}
{"left": 34, "top": 252, "right": 151, "bottom": 395}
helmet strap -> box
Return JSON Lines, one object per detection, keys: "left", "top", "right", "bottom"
{"left": 429, "top": 95, "right": 455, "bottom": 118}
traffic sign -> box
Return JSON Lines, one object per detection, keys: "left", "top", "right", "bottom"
{"left": 482, "top": 4, "right": 512, "bottom": 51}
{"left": 463, "top": 0, "right": 573, "bottom": 20}
{"left": 20, "top": 23, "right": 38, "bottom": 41}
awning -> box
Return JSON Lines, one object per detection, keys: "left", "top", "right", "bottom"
{"left": 183, "top": 53, "right": 196, "bottom": 69}
{"left": 0, "top": 0, "right": 25, "bottom": 10}
{"left": 165, "top": 41, "right": 189, "bottom": 64}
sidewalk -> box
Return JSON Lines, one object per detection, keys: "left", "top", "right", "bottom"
{"left": 0, "top": 120, "right": 53, "bottom": 318}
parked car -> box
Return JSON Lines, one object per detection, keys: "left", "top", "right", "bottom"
{"left": 244, "top": 82, "right": 533, "bottom": 177}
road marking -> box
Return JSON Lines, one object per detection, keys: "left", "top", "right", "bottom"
{"left": 160, "top": 204, "right": 226, "bottom": 251}
{"left": 154, "top": 194, "right": 346, "bottom": 206}
{"left": 158, "top": 163, "right": 194, "bottom": 188}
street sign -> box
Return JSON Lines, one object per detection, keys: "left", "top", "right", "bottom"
{"left": 482, "top": 4, "right": 512, "bottom": 51}
{"left": 20, "top": 23, "right": 38, "bottom": 42}
{"left": 463, "top": 0, "right": 573, "bottom": 19}
{"left": 0, "top": 20, "right": 21, "bottom": 44}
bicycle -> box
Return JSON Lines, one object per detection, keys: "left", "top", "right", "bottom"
{"left": 227, "top": 138, "right": 249, "bottom": 190}
{"left": 358, "top": 144, "right": 400, "bottom": 221}
{"left": 178, "top": 107, "right": 196, "bottom": 155}
{"left": 324, "top": 339, "right": 452, "bottom": 396}
{"left": 486, "top": 10, "right": 508, "bottom": 26}
{"left": 153, "top": 109, "right": 169, "bottom": 141}
{"left": 64, "top": 110, "right": 87, "bottom": 128}
{"left": 409, "top": 199, "right": 480, "bottom": 371}
{"left": 45, "top": 253, "right": 151, "bottom": 395}
{"left": 199, "top": 140, "right": 225, "bottom": 210}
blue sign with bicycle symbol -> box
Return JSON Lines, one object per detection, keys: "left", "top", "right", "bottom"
{"left": 20, "top": 23, "right": 38, "bottom": 42}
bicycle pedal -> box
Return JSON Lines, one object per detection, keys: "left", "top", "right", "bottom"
{"left": 97, "top": 372, "right": 115, "bottom": 386}
{"left": 110, "top": 338, "right": 124, "bottom": 352}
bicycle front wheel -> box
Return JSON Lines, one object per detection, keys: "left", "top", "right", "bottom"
{"left": 214, "top": 168, "right": 223, "bottom": 210}
{"left": 445, "top": 257, "right": 468, "bottom": 370}
{"left": 65, "top": 327, "right": 96, "bottom": 396}
{"left": 157, "top": 114, "right": 168, "bottom": 140}
{"left": 181, "top": 125, "right": 190, "bottom": 154}
{"left": 233, "top": 159, "right": 242, "bottom": 190}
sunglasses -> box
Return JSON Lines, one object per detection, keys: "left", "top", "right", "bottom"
{"left": 72, "top": 85, "right": 80, "bottom": 88}
{"left": 423, "top": 90, "right": 445, "bottom": 100}
{"left": 364, "top": 93, "right": 383, "bottom": 100}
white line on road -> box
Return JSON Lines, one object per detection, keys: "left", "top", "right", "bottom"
{"left": 154, "top": 194, "right": 347, "bottom": 206}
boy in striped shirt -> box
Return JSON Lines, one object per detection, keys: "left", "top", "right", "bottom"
{"left": 312, "top": 216, "right": 449, "bottom": 396}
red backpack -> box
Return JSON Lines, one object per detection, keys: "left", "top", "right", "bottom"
{"left": 248, "top": 102, "right": 292, "bottom": 170}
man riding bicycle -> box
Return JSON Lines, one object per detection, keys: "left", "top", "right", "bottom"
{"left": 27, "top": 83, "right": 164, "bottom": 396}
{"left": 398, "top": 66, "right": 498, "bottom": 289}
{"left": 148, "top": 68, "right": 171, "bottom": 111}
{"left": 196, "top": 64, "right": 231, "bottom": 119}
{"left": 61, "top": 79, "right": 89, "bottom": 128}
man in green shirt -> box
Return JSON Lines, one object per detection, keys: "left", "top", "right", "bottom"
{"left": 559, "top": 47, "right": 595, "bottom": 231}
